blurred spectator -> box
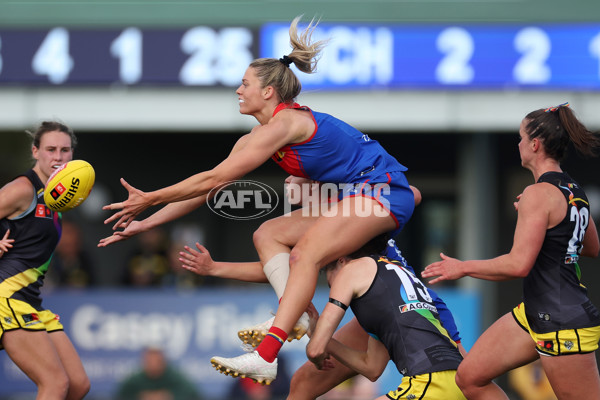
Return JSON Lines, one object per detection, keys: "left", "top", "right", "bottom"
{"left": 116, "top": 346, "right": 202, "bottom": 400}
{"left": 122, "top": 229, "right": 172, "bottom": 287}
{"left": 508, "top": 359, "right": 557, "bottom": 400}
{"left": 46, "top": 219, "right": 96, "bottom": 288}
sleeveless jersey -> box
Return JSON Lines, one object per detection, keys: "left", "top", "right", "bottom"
{"left": 523, "top": 171, "right": 600, "bottom": 333}
{"left": 350, "top": 256, "right": 463, "bottom": 377}
{"left": 385, "top": 239, "right": 461, "bottom": 343}
{"left": 270, "top": 103, "right": 407, "bottom": 184}
{"left": 0, "top": 170, "right": 62, "bottom": 310}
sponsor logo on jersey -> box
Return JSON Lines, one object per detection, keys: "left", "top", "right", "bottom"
{"left": 4, "top": 317, "right": 12, "bottom": 324}
{"left": 537, "top": 312, "right": 551, "bottom": 322}
{"left": 537, "top": 340, "right": 554, "bottom": 351}
{"left": 22, "top": 313, "right": 41, "bottom": 326}
{"left": 564, "top": 254, "right": 579, "bottom": 264}
{"left": 564, "top": 340, "right": 574, "bottom": 350}
{"left": 399, "top": 302, "right": 437, "bottom": 313}
{"left": 274, "top": 151, "right": 285, "bottom": 162}
{"left": 35, "top": 204, "right": 52, "bottom": 219}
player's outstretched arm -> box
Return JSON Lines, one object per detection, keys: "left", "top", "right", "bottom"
{"left": 98, "top": 195, "right": 207, "bottom": 247}
{"left": 104, "top": 121, "right": 297, "bottom": 230}
{"left": 179, "top": 243, "right": 268, "bottom": 283}
{"left": 422, "top": 185, "right": 547, "bottom": 284}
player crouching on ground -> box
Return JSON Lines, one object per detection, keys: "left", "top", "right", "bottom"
{"left": 306, "top": 236, "right": 466, "bottom": 400}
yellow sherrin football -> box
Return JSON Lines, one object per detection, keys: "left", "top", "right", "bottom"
{"left": 44, "top": 160, "right": 95, "bottom": 212}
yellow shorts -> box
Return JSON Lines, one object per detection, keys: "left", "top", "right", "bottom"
{"left": 512, "top": 302, "right": 600, "bottom": 356}
{"left": 0, "top": 297, "right": 63, "bottom": 350}
{"left": 386, "top": 370, "right": 466, "bottom": 400}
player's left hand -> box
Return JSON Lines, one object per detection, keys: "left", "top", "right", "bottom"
{"left": 97, "top": 220, "right": 146, "bottom": 247}
{"left": 103, "top": 178, "right": 150, "bottom": 229}
{"left": 421, "top": 253, "right": 465, "bottom": 284}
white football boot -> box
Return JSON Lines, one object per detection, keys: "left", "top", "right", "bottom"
{"left": 210, "top": 351, "right": 277, "bottom": 385}
{"left": 237, "top": 312, "right": 310, "bottom": 348}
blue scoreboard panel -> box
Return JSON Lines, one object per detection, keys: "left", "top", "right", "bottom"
{"left": 1, "top": 23, "right": 599, "bottom": 90}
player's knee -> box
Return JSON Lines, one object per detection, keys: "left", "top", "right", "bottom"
{"left": 455, "top": 361, "right": 484, "bottom": 395}
{"left": 39, "top": 369, "right": 69, "bottom": 398}
{"left": 289, "top": 247, "right": 311, "bottom": 271}
{"left": 289, "top": 367, "right": 308, "bottom": 395}
{"left": 69, "top": 374, "right": 91, "bottom": 400}
{"left": 289, "top": 366, "right": 320, "bottom": 399}
{"left": 289, "top": 245, "right": 327, "bottom": 272}
{"left": 253, "top": 220, "right": 277, "bottom": 249}
{"left": 455, "top": 366, "right": 468, "bottom": 392}
{"left": 289, "top": 247, "right": 300, "bottom": 268}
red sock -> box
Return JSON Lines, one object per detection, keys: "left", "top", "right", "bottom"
{"left": 256, "top": 326, "right": 287, "bottom": 363}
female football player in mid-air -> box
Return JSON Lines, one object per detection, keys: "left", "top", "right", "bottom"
{"left": 101, "top": 16, "right": 415, "bottom": 384}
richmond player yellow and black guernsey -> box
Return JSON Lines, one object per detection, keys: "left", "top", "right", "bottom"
{"left": 350, "top": 255, "right": 463, "bottom": 377}
{"left": 0, "top": 169, "right": 61, "bottom": 311}
{"left": 523, "top": 171, "right": 600, "bottom": 334}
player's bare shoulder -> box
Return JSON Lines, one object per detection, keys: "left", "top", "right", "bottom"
{"left": 346, "top": 257, "right": 378, "bottom": 296}
{"left": 520, "top": 181, "right": 566, "bottom": 225}
{"left": 270, "top": 108, "right": 315, "bottom": 143}
{"left": 0, "top": 176, "right": 35, "bottom": 217}
{"left": 529, "top": 180, "right": 566, "bottom": 208}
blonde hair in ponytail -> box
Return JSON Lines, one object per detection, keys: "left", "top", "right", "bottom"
{"left": 249, "top": 16, "right": 328, "bottom": 104}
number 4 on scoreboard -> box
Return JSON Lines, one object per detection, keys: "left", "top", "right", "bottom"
{"left": 32, "top": 27, "right": 74, "bottom": 84}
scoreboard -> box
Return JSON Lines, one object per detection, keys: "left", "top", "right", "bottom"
{"left": 1, "top": 23, "right": 600, "bottom": 90}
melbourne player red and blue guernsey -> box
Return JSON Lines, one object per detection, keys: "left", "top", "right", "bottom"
{"left": 271, "top": 103, "right": 415, "bottom": 235}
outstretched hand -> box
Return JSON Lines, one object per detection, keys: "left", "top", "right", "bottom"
{"left": 179, "top": 243, "right": 215, "bottom": 276}
{"left": 98, "top": 221, "right": 146, "bottom": 247}
{"left": 421, "top": 253, "right": 465, "bottom": 285}
{"left": 103, "top": 178, "right": 150, "bottom": 230}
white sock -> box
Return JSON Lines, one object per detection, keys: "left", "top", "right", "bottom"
{"left": 263, "top": 253, "right": 290, "bottom": 300}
